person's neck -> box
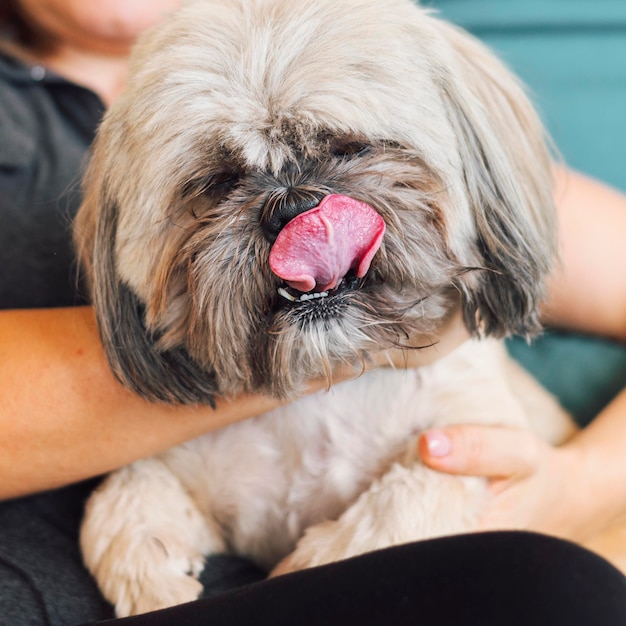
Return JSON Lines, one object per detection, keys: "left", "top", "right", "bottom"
{"left": 39, "top": 43, "right": 129, "bottom": 106}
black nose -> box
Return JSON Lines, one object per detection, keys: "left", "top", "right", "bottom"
{"left": 261, "top": 188, "right": 327, "bottom": 243}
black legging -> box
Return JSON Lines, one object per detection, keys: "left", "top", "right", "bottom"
{"left": 87, "top": 531, "right": 626, "bottom": 625}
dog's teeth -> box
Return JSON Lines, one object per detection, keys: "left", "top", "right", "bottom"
{"left": 277, "top": 287, "right": 330, "bottom": 303}
{"left": 278, "top": 287, "right": 297, "bottom": 302}
{"left": 299, "top": 291, "right": 329, "bottom": 301}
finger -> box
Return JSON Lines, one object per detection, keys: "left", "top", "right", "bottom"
{"left": 418, "top": 425, "right": 542, "bottom": 479}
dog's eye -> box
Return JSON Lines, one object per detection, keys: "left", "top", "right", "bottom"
{"left": 205, "top": 171, "right": 240, "bottom": 195}
{"left": 183, "top": 170, "right": 241, "bottom": 201}
{"left": 331, "top": 141, "right": 371, "bottom": 159}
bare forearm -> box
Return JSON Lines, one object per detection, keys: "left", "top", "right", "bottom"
{"left": 0, "top": 307, "right": 283, "bottom": 499}
{"left": 545, "top": 168, "right": 626, "bottom": 528}
{"left": 544, "top": 167, "right": 626, "bottom": 341}
{"left": 568, "top": 388, "right": 626, "bottom": 533}
{"left": 0, "top": 304, "right": 468, "bottom": 500}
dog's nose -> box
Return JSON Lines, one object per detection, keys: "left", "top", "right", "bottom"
{"left": 261, "top": 188, "right": 327, "bottom": 243}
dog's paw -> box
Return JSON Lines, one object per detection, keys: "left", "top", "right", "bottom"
{"left": 93, "top": 532, "right": 207, "bottom": 617}
{"left": 80, "top": 459, "right": 226, "bottom": 617}
{"left": 271, "top": 462, "right": 487, "bottom": 578}
{"left": 270, "top": 520, "right": 344, "bottom": 576}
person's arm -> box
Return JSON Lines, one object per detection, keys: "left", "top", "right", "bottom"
{"left": 419, "top": 168, "right": 626, "bottom": 563}
{"left": 1, "top": 305, "right": 469, "bottom": 501}
{"left": 542, "top": 167, "right": 626, "bottom": 340}
{"left": 0, "top": 306, "right": 290, "bottom": 500}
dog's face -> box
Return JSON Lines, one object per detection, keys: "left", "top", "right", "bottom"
{"left": 74, "top": 0, "right": 556, "bottom": 403}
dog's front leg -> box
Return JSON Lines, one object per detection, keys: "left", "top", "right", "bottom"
{"left": 271, "top": 453, "right": 487, "bottom": 576}
{"left": 80, "top": 457, "right": 225, "bottom": 617}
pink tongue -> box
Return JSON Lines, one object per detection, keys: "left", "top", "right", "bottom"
{"left": 269, "top": 194, "right": 385, "bottom": 292}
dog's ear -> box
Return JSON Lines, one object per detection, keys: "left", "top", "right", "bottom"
{"left": 433, "top": 18, "right": 557, "bottom": 339}
{"left": 73, "top": 166, "right": 217, "bottom": 406}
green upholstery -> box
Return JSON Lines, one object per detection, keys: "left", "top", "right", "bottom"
{"left": 432, "top": 0, "right": 626, "bottom": 189}
{"left": 430, "top": 0, "right": 626, "bottom": 425}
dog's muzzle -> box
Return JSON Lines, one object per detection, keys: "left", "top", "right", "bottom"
{"left": 269, "top": 194, "right": 386, "bottom": 301}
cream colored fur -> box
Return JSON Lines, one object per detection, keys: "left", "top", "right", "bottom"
{"left": 81, "top": 340, "right": 574, "bottom": 616}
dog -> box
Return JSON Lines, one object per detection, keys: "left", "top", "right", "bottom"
{"left": 74, "top": 0, "right": 576, "bottom": 616}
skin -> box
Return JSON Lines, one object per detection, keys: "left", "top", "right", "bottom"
{"left": 13, "top": 0, "right": 181, "bottom": 104}
{"left": 0, "top": 305, "right": 465, "bottom": 500}
{"left": 0, "top": 306, "right": 291, "bottom": 499}
{"left": 2, "top": 0, "right": 626, "bottom": 573}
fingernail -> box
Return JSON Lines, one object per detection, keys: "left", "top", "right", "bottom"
{"left": 423, "top": 430, "right": 452, "bottom": 458}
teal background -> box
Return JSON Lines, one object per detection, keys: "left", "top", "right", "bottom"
{"left": 428, "top": 0, "right": 626, "bottom": 425}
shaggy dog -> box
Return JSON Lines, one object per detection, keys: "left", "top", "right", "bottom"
{"left": 74, "top": 0, "right": 574, "bottom": 616}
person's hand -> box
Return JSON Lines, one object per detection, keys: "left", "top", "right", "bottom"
{"left": 417, "top": 424, "right": 616, "bottom": 543}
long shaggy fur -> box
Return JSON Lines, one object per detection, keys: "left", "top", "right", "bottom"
{"left": 75, "top": 0, "right": 573, "bottom": 617}
{"left": 75, "top": 0, "right": 555, "bottom": 402}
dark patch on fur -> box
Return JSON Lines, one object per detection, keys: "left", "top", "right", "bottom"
{"left": 92, "top": 200, "right": 218, "bottom": 405}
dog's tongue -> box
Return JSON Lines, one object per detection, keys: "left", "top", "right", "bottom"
{"left": 269, "top": 194, "right": 385, "bottom": 292}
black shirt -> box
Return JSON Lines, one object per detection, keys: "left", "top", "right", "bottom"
{"left": 0, "top": 50, "right": 104, "bottom": 308}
